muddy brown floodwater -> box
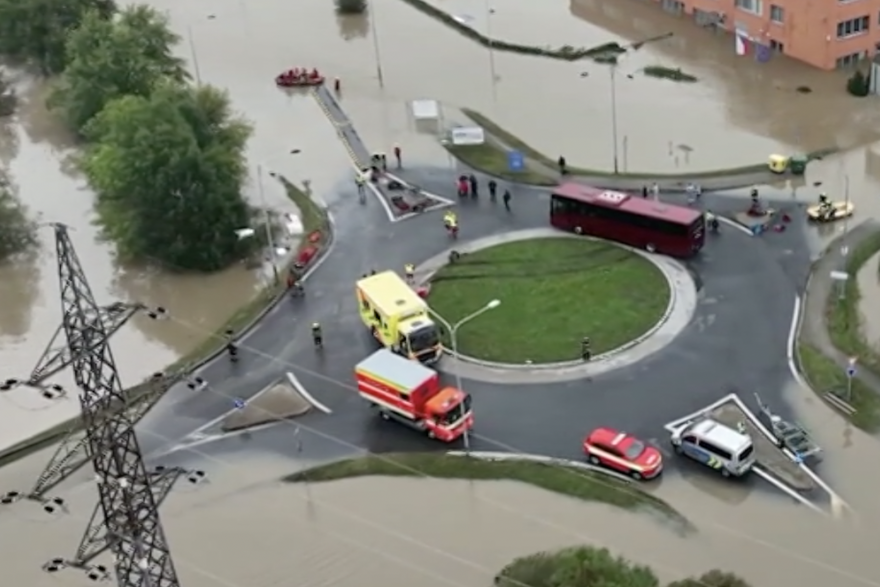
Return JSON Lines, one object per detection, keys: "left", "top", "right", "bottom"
{"left": 2, "top": 451, "right": 880, "bottom": 587}
{"left": 225, "top": 0, "right": 880, "bottom": 172}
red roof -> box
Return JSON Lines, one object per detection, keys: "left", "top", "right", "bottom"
{"left": 554, "top": 182, "right": 702, "bottom": 225}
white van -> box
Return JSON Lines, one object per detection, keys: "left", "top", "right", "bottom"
{"left": 670, "top": 418, "right": 756, "bottom": 477}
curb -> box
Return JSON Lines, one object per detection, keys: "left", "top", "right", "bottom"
{"left": 444, "top": 450, "right": 635, "bottom": 484}
{"left": 422, "top": 231, "right": 679, "bottom": 370}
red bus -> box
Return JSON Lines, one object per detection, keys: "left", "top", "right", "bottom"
{"left": 550, "top": 183, "right": 705, "bottom": 257}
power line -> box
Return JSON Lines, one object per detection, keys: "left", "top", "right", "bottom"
{"left": 1, "top": 224, "right": 205, "bottom": 587}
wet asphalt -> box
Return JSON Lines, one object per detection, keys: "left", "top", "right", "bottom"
{"left": 135, "top": 167, "right": 814, "bottom": 479}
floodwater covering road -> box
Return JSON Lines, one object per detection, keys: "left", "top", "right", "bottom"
{"left": 1, "top": 445, "right": 879, "bottom": 587}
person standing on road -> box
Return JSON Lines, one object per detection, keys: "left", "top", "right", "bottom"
{"left": 651, "top": 182, "right": 659, "bottom": 200}
{"left": 488, "top": 179, "right": 497, "bottom": 201}
{"left": 225, "top": 329, "right": 239, "bottom": 362}
{"left": 502, "top": 189, "right": 511, "bottom": 211}
{"left": 468, "top": 174, "right": 478, "bottom": 198}
{"left": 311, "top": 322, "right": 323, "bottom": 347}
{"left": 558, "top": 156, "right": 568, "bottom": 175}
{"left": 355, "top": 173, "right": 366, "bottom": 201}
{"left": 393, "top": 144, "right": 402, "bottom": 168}
{"left": 642, "top": 185, "right": 648, "bottom": 199}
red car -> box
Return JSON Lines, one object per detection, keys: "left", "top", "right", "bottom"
{"left": 583, "top": 427, "right": 663, "bottom": 480}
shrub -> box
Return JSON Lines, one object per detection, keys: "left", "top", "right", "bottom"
{"left": 335, "top": 0, "right": 367, "bottom": 14}
{"left": 846, "top": 70, "right": 870, "bottom": 97}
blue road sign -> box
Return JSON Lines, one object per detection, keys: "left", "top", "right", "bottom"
{"left": 507, "top": 150, "right": 524, "bottom": 171}
{"left": 233, "top": 398, "right": 245, "bottom": 409}
{"left": 793, "top": 452, "right": 803, "bottom": 464}
{"left": 846, "top": 366, "right": 857, "bottom": 378}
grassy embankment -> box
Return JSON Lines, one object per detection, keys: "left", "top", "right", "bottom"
{"left": 285, "top": 453, "right": 693, "bottom": 532}
{"left": 0, "top": 177, "right": 330, "bottom": 468}
{"left": 797, "top": 230, "right": 880, "bottom": 432}
{"left": 444, "top": 109, "right": 832, "bottom": 186}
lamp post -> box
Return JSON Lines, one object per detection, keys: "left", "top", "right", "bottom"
{"left": 368, "top": 4, "right": 385, "bottom": 87}
{"left": 578, "top": 33, "right": 673, "bottom": 175}
{"left": 486, "top": 3, "right": 497, "bottom": 93}
{"left": 235, "top": 165, "right": 280, "bottom": 284}
{"left": 429, "top": 299, "right": 501, "bottom": 453}
{"left": 187, "top": 25, "right": 202, "bottom": 85}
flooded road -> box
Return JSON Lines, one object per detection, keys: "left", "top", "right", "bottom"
{"left": 250, "top": 0, "right": 880, "bottom": 173}
{"left": 2, "top": 449, "right": 880, "bottom": 587}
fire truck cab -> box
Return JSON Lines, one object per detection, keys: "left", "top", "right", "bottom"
{"left": 355, "top": 349, "right": 473, "bottom": 441}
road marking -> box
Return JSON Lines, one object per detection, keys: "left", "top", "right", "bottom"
{"left": 787, "top": 295, "right": 809, "bottom": 389}
{"left": 717, "top": 216, "right": 755, "bottom": 236}
{"left": 286, "top": 371, "right": 332, "bottom": 414}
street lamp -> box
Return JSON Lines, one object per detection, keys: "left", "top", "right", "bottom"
{"left": 235, "top": 164, "right": 283, "bottom": 284}
{"left": 578, "top": 33, "right": 673, "bottom": 175}
{"left": 429, "top": 299, "right": 501, "bottom": 453}
{"left": 368, "top": 5, "right": 385, "bottom": 87}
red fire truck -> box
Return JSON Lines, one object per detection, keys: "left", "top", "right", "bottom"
{"left": 549, "top": 183, "right": 705, "bottom": 257}
{"left": 355, "top": 349, "right": 473, "bottom": 441}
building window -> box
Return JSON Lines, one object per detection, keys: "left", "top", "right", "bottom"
{"left": 770, "top": 39, "right": 785, "bottom": 53}
{"left": 735, "top": 0, "right": 763, "bottom": 16}
{"left": 836, "top": 51, "right": 866, "bottom": 68}
{"left": 770, "top": 5, "right": 784, "bottom": 23}
{"left": 837, "top": 16, "right": 869, "bottom": 38}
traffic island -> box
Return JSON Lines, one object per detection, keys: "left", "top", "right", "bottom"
{"left": 221, "top": 380, "right": 312, "bottom": 432}
{"left": 427, "top": 237, "right": 669, "bottom": 364}
{"left": 283, "top": 453, "right": 692, "bottom": 530}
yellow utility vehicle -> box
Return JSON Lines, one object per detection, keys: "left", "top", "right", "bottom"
{"left": 356, "top": 271, "right": 442, "bottom": 363}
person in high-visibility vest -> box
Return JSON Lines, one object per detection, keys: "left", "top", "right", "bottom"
{"left": 404, "top": 263, "right": 415, "bottom": 283}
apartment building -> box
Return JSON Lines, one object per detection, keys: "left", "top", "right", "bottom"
{"left": 661, "top": 0, "right": 880, "bottom": 69}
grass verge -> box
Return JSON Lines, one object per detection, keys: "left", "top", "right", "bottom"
{"left": 428, "top": 238, "right": 669, "bottom": 363}
{"left": 796, "top": 343, "right": 880, "bottom": 432}
{"left": 827, "top": 229, "right": 880, "bottom": 378}
{"left": 456, "top": 108, "right": 835, "bottom": 182}
{"left": 445, "top": 142, "right": 558, "bottom": 185}
{"left": 284, "top": 453, "right": 691, "bottom": 530}
{"left": 0, "top": 176, "right": 330, "bottom": 469}
{"left": 643, "top": 66, "right": 698, "bottom": 83}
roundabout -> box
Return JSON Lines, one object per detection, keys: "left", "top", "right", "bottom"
{"left": 427, "top": 236, "right": 669, "bottom": 364}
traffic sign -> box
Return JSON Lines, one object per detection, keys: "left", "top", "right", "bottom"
{"left": 846, "top": 357, "right": 857, "bottom": 378}
{"left": 507, "top": 150, "right": 524, "bottom": 171}
{"left": 233, "top": 398, "right": 245, "bottom": 409}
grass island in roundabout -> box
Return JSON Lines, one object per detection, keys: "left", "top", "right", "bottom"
{"left": 427, "top": 237, "right": 670, "bottom": 364}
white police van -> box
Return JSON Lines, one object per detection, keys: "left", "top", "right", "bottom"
{"left": 670, "top": 418, "right": 756, "bottom": 477}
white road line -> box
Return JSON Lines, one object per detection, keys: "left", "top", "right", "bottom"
{"left": 717, "top": 216, "right": 755, "bottom": 236}
{"left": 752, "top": 467, "right": 826, "bottom": 515}
{"left": 286, "top": 371, "right": 332, "bottom": 414}
{"left": 787, "top": 295, "right": 810, "bottom": 389}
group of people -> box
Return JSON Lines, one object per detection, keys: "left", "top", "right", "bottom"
{"left": 456, "top": 174, "right": 512, "bottom": 210}
{"left": 276, "top": 67, "right": 323, "bottom": 85}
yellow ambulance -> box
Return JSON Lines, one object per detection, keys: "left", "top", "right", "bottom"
{"left": 356, "top": 271, "right": 442, "bottom": 363}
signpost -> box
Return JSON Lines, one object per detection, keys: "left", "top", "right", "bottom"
{"left": 846, "top": 357, "right": 857, "bottom": 402}
{"left": 507, "top": 150, "right": 524, "bottom": 172}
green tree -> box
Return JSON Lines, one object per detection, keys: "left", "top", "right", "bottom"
{"left": 496, "top": 547, "right": 659, "bottom": 587}
{"left": 846, "top": 70, "right": 870, "bottom": 97}
{"left": 52, "top": 5, "right": 187, "bottom": 134}
{"left": 83, "top": 83, "right": 255, "bottom": 272}
{"left": 336, "top": 0, "right": 367, "bottom": 15}
{"left": 0, "top": 179, "right": 38, "bottom": 261}
{"left": 668, "top": 570, "right": 752, "bottom": 587}
{"left": 0, "top": 0, "right": 116, "bottom": 74}
{"left": 495, "top": 547, "right": 753, "bottom": 587}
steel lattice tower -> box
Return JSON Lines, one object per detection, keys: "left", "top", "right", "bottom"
{"left": 54, "top": 224, "right": 181, "bottom": 587}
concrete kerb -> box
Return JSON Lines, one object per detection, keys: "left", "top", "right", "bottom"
{"left": 417, "top": 228, "right": 698, "bottom": 384}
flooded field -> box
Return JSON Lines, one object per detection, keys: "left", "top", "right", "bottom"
{"left": 2, "top": 449, "right": 879, "bottom": 587}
